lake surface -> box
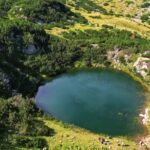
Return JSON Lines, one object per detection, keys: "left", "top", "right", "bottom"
{"left": 36, "top": 69, "right": 146, "bottom": 136}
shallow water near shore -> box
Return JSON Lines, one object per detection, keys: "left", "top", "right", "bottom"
{"left": 36, "top": 69, "right": 147, "bottom": 136}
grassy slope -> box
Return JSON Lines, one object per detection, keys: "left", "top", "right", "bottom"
{"left": 92, "top": 0, "right": 143, "bottom": 17}
{"left": 48, "top": 0, "right": 150, "bottom": 39}
{"left": 42, "top": 118, "right": 137, "bottom": 150}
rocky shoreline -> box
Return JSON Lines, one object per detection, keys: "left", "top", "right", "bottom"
{"left": 138, "top": 108, "right": 150, "bottom": 149}
{"left": 139, "top": 108, "right": 150, "bottom": 125}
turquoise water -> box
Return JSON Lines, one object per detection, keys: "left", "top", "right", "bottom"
{"left": 36, "top": 69, "right": 146, "bottom": 136}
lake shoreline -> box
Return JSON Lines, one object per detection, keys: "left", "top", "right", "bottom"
{"left": 73, "top": 63, "right": 150, "bottom": 140}
{"left": 37, "top": 63, "right": 150, "bottom": 147}
{"left": 36, "top": 68, "right": 148, "bottom": 137}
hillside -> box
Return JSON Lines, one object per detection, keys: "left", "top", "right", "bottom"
{"left": 0, "top": 0, "right": 150, "bottom": 150}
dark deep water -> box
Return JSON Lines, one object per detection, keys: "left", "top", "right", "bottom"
{"left": 36, "top": 69, "right": 146, "bottom": 136}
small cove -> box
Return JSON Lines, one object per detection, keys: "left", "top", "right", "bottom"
{"left": 36, "top": 69, "right": 147, "bottom": 136}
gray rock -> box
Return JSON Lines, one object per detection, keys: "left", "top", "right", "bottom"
{"left": 23, "top": 43, "right": 38, "bottom": 54}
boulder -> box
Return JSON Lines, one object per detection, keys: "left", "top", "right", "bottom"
{"left": 24, "top": 43, "right": 37, "bottom": 54}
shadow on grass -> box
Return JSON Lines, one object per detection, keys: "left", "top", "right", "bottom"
{"left": 27, "top": 119, "right": 56, "bottom": 137}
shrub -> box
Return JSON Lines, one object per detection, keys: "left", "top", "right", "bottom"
{"left": 12, "top": 136, "right": 48, "bottom": 148}
{"left": 27, "top": 120, "right": 55, "bottom": 136}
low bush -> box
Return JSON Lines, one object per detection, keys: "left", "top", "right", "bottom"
{"left": 11, "top": 136, "right": 48, "bottom": 148}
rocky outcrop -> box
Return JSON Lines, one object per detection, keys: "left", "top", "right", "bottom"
{"left": 133, "top": 56, "right": 150, "bottom": 78}
{"left": 23, "top": 43, "right": 38, "bottom": 55}
{"left": 0, "top": 70, "right": 11, "bottom": 97}
{"left": 139, "top": 108, "right": 150, "bottom": 125}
